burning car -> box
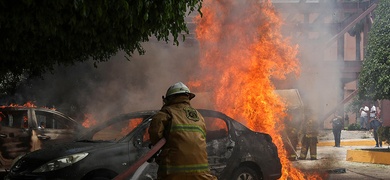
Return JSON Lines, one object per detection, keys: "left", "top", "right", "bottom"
{"left": 5, "top": 109, "right": 281, "bottom": 180}
{"left": 0, "top": 107, "right": 85, "bottom": 171}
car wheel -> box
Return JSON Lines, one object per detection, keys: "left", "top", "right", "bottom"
{"left": 232, "top": 166, "right": 262, "bottom": 180}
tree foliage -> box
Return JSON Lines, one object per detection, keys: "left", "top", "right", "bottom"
{"left": 358, "top": 0, "right": 390, "bottom": 101}
{"left": 0, "top": 0, "right": 202, "bottom": 96}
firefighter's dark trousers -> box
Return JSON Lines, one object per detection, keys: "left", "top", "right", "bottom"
{"left": 299, "top": 136, "right": 317, "bottom": 160}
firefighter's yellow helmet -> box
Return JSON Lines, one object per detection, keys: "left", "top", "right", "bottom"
{"left": 165, "top": 82, "right": 195, "bottom": 99}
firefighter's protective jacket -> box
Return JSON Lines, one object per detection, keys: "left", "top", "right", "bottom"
{"left": 300, "top": 110, "right": 319, "bottom": 138}
{"left": 149, "top": 95, "right": 211, "bottom": 177}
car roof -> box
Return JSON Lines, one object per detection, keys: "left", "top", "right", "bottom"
{"left": 0, "top": 106, "right": 79, "bottom": 124}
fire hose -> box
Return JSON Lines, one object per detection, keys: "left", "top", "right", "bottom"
{"left": 282, "top": 131, "right": 299, "bottom": 158}
{"left": 286, "top": 135, "right": 299, "bottom": 158}
{"left": 113, "top": 138, "right": 166, "bottom": 180}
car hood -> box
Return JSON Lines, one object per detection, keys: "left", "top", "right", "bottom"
{"left": 23, "top": 140, "right": 116, "bottom": 162}
{"left": 9, "top": 141, "right": 120, "bottom": 174}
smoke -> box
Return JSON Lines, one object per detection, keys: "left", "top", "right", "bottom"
{"left": 4, "top": 1, "right": 355, "bottom": 128}
{"left": 274, "top": 1, "right": 346, "bottom": 123}
{"left": 1, "top": 1, "right": 353, "bottom": 128}
{"left": 11, "top": 41, "right": 200, "bottom": 122}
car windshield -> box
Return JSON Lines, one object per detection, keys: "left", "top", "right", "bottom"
{"left": 90, "top": 117, "right": 145, "bottom": 142}
{"left": 79, "top": 112, "right": 155, "bottom": 142}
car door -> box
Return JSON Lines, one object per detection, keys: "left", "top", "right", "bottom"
{"left": 89, "top": 114, "right": 156, "bottom": 179}
{"left": 32, "top": 109, "right": 80, "bottom": 149}
{"left": 128, "top": 118, "right": 157, "bottom": 176}
{"left": 0, "top": 108, "right": 32, "bottom": 167}
{"left": 88, "top": 117, "right": 145, "bottom": 175}
{"left": 204, "top": 114, "right": 235, "bottom": 177}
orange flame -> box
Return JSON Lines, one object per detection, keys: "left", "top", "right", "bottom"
{"left": 0, "top": 112, "right": 4, "bottom": 121}
{"left": 190, "top": 0, "right": 322, "bottom": 179}
{"left": 23, "top": 101, "right": 37, "bottom": 108}
{"left": 82, "top": 114, "right": 97, "bottom": 128}
{"left": 0, "top": 101, "right": 56, "bottom": 111}
{"left": 1, "top": 101, "right": 37, "bottom": 108}
{"left": 23, "top": 116, "right": 28, "bottom": 128}
{"left": 121, "top": 118, "right": 143, "bottom": 135}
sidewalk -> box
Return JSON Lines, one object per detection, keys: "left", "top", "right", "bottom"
{"left": 317, "top": 129, "right": 378, "bottom": 147}
{"left": 293, "top": 130, "right": 390, "bottom": 180}
{"left": 293, "top": 145, "right": 390, "bottom": 180}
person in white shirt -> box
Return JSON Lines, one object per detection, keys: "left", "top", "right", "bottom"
{"left": 370, "top": 102, "right": 377, "bottom": 119}
{"left": 359, "top": 104, "right": 369, "bottom": 130}
{"left": 368, "top": 101, "right": 377, "bottom": 129}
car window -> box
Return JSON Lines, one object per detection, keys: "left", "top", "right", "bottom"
{"left": 140, "top": 126, "right": 150, "bottom": 144}
{"left": 205, "top": 117, "right": 228, "bottom": 142}
{"left": 132, "top": 122, "right": 151, "bottom": 148}
{"left": 92, "top": 118, "right": 143, "bottom": 141}
{"left": 35, "top": 111, "right": 76, "bottom": 130}
{"left": 0, "top": 110, "right": 29, "bottom": 128}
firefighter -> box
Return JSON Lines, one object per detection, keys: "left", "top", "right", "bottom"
{"left": 148, "top": 82, "right": 217, "bottom": 180}
{"left": 298, "top": 107, "right": 319, "bottom": 160}
{"left": 283, "top": 119, "right": 299, "bottom": 161}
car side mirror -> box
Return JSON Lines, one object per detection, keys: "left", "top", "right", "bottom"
{"left": 133, "top": 137, "right": 142, "bottom": 148}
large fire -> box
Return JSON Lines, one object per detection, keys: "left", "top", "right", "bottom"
{"left": 82, "top": 113, "right": 98, "bottom": 128}
{"left": 189, "top": 0, "right": 321, "bottom": 179}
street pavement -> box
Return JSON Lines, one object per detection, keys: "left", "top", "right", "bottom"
{"left": 293, "top": 130, "right": 390, "bottom": 180}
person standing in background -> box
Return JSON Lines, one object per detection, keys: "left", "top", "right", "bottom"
{"left": 331, "top": 112, "right": 344, "bottom": 147}
{"left": 283, "top": 120, "right": 299, "bottom": 161}
{"left": 298, "top": 107, "right": 318, "bottom": 160}
{"left": 369, "top": 101, "right": 382, "bottom": 148}
{"left": 359, "top": 104, "right": 369, "bottom": 130}
{"left": 344, "top": 114, "right": 349, "bottom": 127}
{"left": 369, "top": 117, "right": 383, "bottom": 147}
{"left": 369, "top": 101, "right": 377, "bottom": 122}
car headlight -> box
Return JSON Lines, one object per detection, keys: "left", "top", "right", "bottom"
{"left": 10, "top": 153, "right": 27, "bottom": 168}
{"left": 32, "top": 153, "right": 88, "bottom": 173}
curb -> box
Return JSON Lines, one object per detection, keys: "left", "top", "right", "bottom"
{"left": 347, "top": 149, "right": 390, "bottom": 165}
{"left": 318, "top": 139, "right": 377, "bottom": 147}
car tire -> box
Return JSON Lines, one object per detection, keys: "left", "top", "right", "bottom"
{"left": 231, "top": 166, "right": 262, "bottom": 180}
